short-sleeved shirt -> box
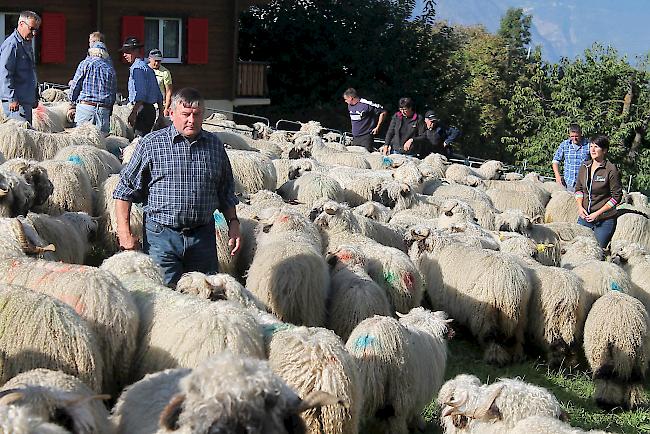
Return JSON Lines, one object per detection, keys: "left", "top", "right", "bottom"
{"left": 348, "top": 98, "right": 384, "bottom": 137}
{"left": 128, "top": 58, "right": 163, "bottom": 104}
{"left": 552, "top": 138, "right": 590, "bottom": 189}
{"left": 113, "top": 125, "right": 239, "bottom": 228}
{"left": 152, "top": 65, "right": 172, "bottom": 98}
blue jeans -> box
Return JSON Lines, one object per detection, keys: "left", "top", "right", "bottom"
{"left": 578, "top": 217, "right": 617, "bottom": 248}
{"left": 2, "top": 101, "right": 33, "bottom": 124}
{"left": 74, "top": 103, "right": 111, "bottom": 134}
{"left": 143, "top": 218, "right": 219, "bottom": 286}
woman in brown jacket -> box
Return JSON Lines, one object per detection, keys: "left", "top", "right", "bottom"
{"left": 574, "top": 135, "right": 623, "bottom": 248}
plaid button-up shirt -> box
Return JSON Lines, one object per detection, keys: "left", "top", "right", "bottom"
{"left": 552, "top": 138, "right": 590, "bottom": 188}
{"left": 128, "top": 58, "right": 162, "bottom": 104}
{"left": 113, "top": 125, "right": 238, "bottom": 228}
{"left": 69, "top": 56, "right": 117, "bottom": 106}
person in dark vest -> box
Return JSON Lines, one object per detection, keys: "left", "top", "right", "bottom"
{"left": 381, "top": 97, "right": 425, "bottom": 155}
{"left": 410, "top": 110, "right": 461, "bottom": 158}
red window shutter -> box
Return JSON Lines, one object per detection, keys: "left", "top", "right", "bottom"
{"left": 40, "top": 12, "right": 66, "bottom": 64}
{"left": 187, "top": 18, "right": 208, "bottom": 64}
{"left": 121, "top": 16, "right": 145, "bottom": 45}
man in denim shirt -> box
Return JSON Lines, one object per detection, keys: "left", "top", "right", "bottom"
{"left": 0, "top": 11, "right": 40, "bottom": 124}
{"left": 552, "top": 124, "right": 590, "bottom": 192}
{"left": 119, "top": 36, "right": 163, "bottom": 137}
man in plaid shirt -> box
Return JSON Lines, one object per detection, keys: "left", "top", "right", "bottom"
{"left": 552, "top": 124, "right": 590, "bottom": 192}
{"left": 68, "top": 41, "right": 116, "bottom": 133}
{"left": 113, "top": 88, "right": 241, "bottom": 286}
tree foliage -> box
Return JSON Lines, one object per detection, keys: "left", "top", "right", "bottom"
{"left": 239, "top": 3, "right": 650, "bottom": 192}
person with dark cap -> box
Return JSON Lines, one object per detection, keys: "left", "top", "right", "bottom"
{"left": 148, "top": 48, "right": 173, "bottom": 117}
{"left": 409, "top": 110, "right": 461, "bottom": 158}
{"left": 119, "top": 36, "right": 163, "bottom": 137}
{"left": 68, "top": 41, "right": 116, "bottom": 133}
{"left": 381, "top": 97, "right": 425, "bottom": 155}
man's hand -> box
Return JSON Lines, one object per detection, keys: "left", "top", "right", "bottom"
{"left": 404, "top": 138, "right": 413, "bottom": 152}
{"left": 118, "top": 231, "right": 140, "bottom": 251}
{"left": 380, "top": 145, "right": 390, "bottom": 155}
{"left": 555, "top": 176, "right": 565, "bottom": 187}
{"left": 577, "top": 205, "right": 588, "bottom": 220}
{"left": 371, "top": 126, "right": 380, "bottom": 136}
{"left": 228, "top": 221, "right": 242, "bottom": 256}
{"left": 8, "top": 101, "right": 19, "bottom": 112}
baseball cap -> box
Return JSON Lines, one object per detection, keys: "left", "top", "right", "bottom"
{"left": 90, "top": 42, "right": 107, "bottom": 51}
{"left": 148, "top": 48, "right": 163, "bottom": 61}
{"left": 424, "top": 110, "right": 438, "bottom": 121}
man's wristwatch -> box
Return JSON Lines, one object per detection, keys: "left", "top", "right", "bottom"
{"left": 227, "top": 217, "right": 240, "bottom": 225}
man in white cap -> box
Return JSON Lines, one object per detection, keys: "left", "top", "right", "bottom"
{"left": 148, "top": 48, "right": 173, "bottom": 117}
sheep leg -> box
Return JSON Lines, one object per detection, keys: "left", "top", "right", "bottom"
{"left": 481, "top": 329, "right": 511, "bottom": 366}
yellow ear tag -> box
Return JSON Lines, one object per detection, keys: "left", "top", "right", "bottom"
{"left": 536, "top": 244, "right": 547, "bottom": 253}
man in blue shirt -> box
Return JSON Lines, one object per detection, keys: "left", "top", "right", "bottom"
{"left": 114, "top": 88, "right": 241, "bottom": 286}
{"left": 0, "top": 11, "right": 40, "bottom": 124}
{"left": 552, "top": 124, "right": 590, "bottom": 192}
{"left": 343, "top": 88, "right": 387, "bottom": 151}
{"left": 68, "top": 42, "right": 116, "bottom": 133}
{"left": 119, "top": 36, "right": 163, "bottom": 137}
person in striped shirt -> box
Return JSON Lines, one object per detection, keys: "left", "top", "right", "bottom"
{"left": 343, "top": 88, "right": 387, "bottom": 151}
{"left": 552, "top": 123, "right": 590, "bottom": 192}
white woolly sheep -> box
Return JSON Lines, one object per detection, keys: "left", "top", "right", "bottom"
{"left": 486, "top": 187, "right": 546, "bottom": 219}
{"left": 99, "top": 250, "right": 164, "bottom": 284}
{"left": 325, "top": 245, "right": 392, "bottom": 341}
{"left": 0, "top": 284, "right": 103, "bottom": 392}
{"left": 611, "top": 211, "right": 650, "bottom": 251}
{"left": 278, "top": 172, "right": 344, "bottom": 207}
{"left": 420, "top": 153, "right": 449, "bottom": 179}
{"left": 31, "top": 160, "right": 94, "bottom": 216}
{"left": 439, "top": 375, "right": 566, "bottom": 433}
{"left": 310, "top": 138, "right": 371, "bottom": 169}
{"left": 315, "top": 209, "right": 424, "bottom": 314}
{"left": 0, "top": 258, "right": 139, "bottom": 396}
{"left": 511, "top": 415, "right": 610, "bottom": 434}
{"left": 227, "top": 149, "right": 278, "bottom": 195}
{"left": 436, "top": 199, "right": 500, "bottom": 250}
{"left": 0, "top": 217, "right": 56, "bottom": 260}
{"left": 444, "top": 160, "right": 505, "bottom": 185}
{"left": 269, "top": 326, "right": 361, "bottom": 434}
{"left": 53, "top": 145, "right": 122, "bottom": 190}
{"left": 544, "top": 190, "right": 579, "bottom": 223}
{"left": 583, "top": 290, "right": 650, "bottom": 409}
{"left": 482, "top": 178, "right": 551, "bottom": 207}
{"left": 31, "top": 103, "right": 70, "bottom": 133}
{"left": 611, "top": 242, "right": 650, "bottom": 310}
{"left": 500, "top": 235, "right": 587, "bottom": 366}
{"left": 407, "top": 232, "right": 530, "bottom": 365}
{"left": 110, "top": 272, "right": 265, "bottom": 380}
{"left": 346, "top": 308, "right": 452, "bottom": 434}
{"left": 176, "top": 271, "right": 265, "bottom": 310}
{"left": 215, "top": 130, "right": 256, "bottom": 151}
{"left": 111, "top": 352, "right": 341, "bottom": 434}
{"left": 0, "top": 368, "right": 113, "bottom": 434}
{"left": 41, "top": 87, "right": 70, "bottom": 103}
{"left": 494, "top": 210, "right": 563, "bottom": 266}
{"left": 272, "top": 158, "right": 320, "bottom": 189}
{"left": 0, "top": 404, "right": 71, "bottom": 434}
{"left": 353, "top": 201, "right": 392, "bottom": 223}
{"left": 0, "top": 122, "right": 40, "bottom": 160}
{"left": 25, "top": 212, "right": 97, "bottom": 264}
{"left": 560, "top": 235, "right": 604, "bottom": 269}
{"left": 246, "top": 208, "right": 328, "bottom": 326}
{"left": 94, "top": 175, "right": 143, "bottom": 254}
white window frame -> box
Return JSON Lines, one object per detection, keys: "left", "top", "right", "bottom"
{"left": 145, "top": 17, "right": 183, "bottom": 64}
{"left": 1, "top": 12, "right": 37, "bottom": 61}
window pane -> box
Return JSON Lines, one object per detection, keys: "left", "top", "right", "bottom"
{"left": 162, "top": 19, "right": 179, "bottom": 58}
{"left": 144, "top": 19, "right": 159, "bottom": 54}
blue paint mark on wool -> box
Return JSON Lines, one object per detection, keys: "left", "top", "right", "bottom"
{"left": 262, "top": 323, "right": 293, "bottom": 338}
{"left": 213, "top": 211, "right": 227, "bottom": 228}
{"left": 67, "top": 155, "right": 83, "bottom": 166}
{"left": 611, "top": 281, "right": 621, "bottom": 291}
{"left": 354, "top": 334, "right": 375, "bottom": 350}
{"left": 381, "top": 156, "right": 393, "bottom": 167}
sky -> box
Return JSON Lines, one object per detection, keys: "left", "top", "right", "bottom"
{"left": 418, "top": 0, "right": 650, "bottom": 62}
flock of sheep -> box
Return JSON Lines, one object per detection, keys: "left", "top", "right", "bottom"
{"left": 0, "top": 91, "right": 649, "bottom": 433}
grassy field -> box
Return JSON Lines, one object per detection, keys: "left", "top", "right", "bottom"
{"left": 417, "top": 336, "right": 650, "bottom": 434}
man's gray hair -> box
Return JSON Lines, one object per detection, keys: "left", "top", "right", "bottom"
{"left": 19, "top": 11, "right": 41, "bottom": 25}
{"left": 171, "top": 88, "right": 204, "bottom": 110}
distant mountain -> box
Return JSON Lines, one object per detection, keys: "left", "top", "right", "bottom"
{"left": 417, "top": 0, "right": 649, "bottom": 62}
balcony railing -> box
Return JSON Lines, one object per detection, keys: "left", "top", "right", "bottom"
{"left": 237, "top": 61, "right": 269, "bottom": 98}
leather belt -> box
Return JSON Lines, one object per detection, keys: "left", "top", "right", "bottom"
{"left": 170, "top": 223, "right": 210, "bottom": 235}
{"left": 79, "top": 100, "right": 112, "bottom": 109}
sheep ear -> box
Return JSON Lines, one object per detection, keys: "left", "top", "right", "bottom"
{"left": 295, "top": 391, "right": 345, "bottom": 413}
{"left": 159, "top": 394, "right": 185, "bottom": 431}
{"left": 325, "top": 252, "right": 339, "bottom": 267}
{"left": 0, "top": 389, "right": 24, "bottom": 405}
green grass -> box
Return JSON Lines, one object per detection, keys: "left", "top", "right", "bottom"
{"left": 417, "top": 337, "right": 650, "bottom": 434}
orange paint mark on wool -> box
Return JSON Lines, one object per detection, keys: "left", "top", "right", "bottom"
{"left": 59, "top": 293, "right": 86, "bottom": 315}
{"left": 336, "top": 251, "right": 354, "bottom": 262}
{"left": 402, "top": 272, "right": 414, "bottom": 291}
{"left": 278, "top": 215, "right": 289, "bottom": 222}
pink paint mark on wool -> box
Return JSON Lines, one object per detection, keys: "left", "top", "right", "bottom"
{"left": 336, "top": 251, "right": 354, "bottom": 262}
{"left": 59, "top": 293, "right": 86, "bottom": 315}
{"left": 402, "top": 272, "right": 414, "bottom": 291}
{"left": 278, "top": 215, "right": 289, "bottom": 222}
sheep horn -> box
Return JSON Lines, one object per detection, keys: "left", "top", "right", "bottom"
{"left": 11, "top": 219, "right": 30, "bottom": 253}
{"left": 445, "top": 390, "right": 468, "bottom": 408}
{"left": 468, "top": 384, "right": 504, "bottom": 420}
{"left": 441, "top": 405, "right": 457, "bottom": 418}
{"left": 0, "top": 389, "right": 24, "bottom": 405}
{"left": 296, "top": 391, "right": 346, "bottom": 413}
{"left": 395, "top": 311, "right": 405, "bottom": 318}
{"left": 64, "top": 394, "right": 111, "bottom": 407}
{"left": 0, "top": 188, "right": 8, "bottom": 198}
